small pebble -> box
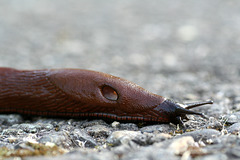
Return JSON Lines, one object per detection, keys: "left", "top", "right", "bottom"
{"left": 227, "top": 123, "right": 240, "bottom": 134}
{"left": 168, "top": 136, "right": 196, "bottom": 155}
{"left": 111, "top": 121, "right": 120, "bottom": 128}
{"left": 107, "top": 130, "right": 142, "bottom": 146}
{"left": 85, "top": 124, "right": 113, "bottom": 138}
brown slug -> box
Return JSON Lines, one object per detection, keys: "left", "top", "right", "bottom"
{"left": 0, "top": 67, "right": 213, "bottom": 125}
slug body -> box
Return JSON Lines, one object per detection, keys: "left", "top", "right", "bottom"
{"left": 0, "top": 68, "right": 212, "bottom": 124}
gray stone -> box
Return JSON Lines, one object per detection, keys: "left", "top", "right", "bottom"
{"left": 146, "top": 133, "right": 172, "bottom": 144}
{"left": 24, "top": 149, "right": 118, "bottom": 160}
{"left": 227, "top": 147, "right": 240, "bottom": 158}
{"left": 0, "top": 114, "right": 23, "bottom": 125}
{"left": 224, "top": 112, "right": 240, "bottom": 124}
{"left": 119, "top": 123, "right": 139, "bottom": 131}
{"left": 2, "top": 128, "right": 23, "bottom": 135}
{"left": 15, "top": 123, "right": 42, "bottom": 133}
{"left": 227, "top": 123, "right": 240, "bottom": 134}
{"left": 121, "top": 146, "right": 178, "bottom": 160}
{"left": 38, "top": 131, "right": 73, "bottom": 149}
{"left": 81, "top": 120, "right": 109, "bottom": 128}
{"left": 85, "top": 124, "right": 113, "bottom": 138}
{"left": 178, "top": 129, "right": 221, "bottom": 143}
{"left": 71, "top": 129, "right": 97, "bottom": 148}
{"left": 140, "top": 124, "right": 176, "bottom": 133}
{"left": 203, "top": 117, "right": 223, "bottom": 130}
{"left": 195, "top": 154, "right": 228, "bottom": 160}
{"left": 107, "top": 131, "right": 171, "bottom": 147}
{"left": 209, "top": 135, "right": 239, "bottom": 145}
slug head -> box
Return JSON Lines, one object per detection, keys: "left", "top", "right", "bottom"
{"left": 155, "top": 99, "right": 213, "bottom": 125}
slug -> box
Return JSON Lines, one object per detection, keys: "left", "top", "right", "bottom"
{"left": 0, "top": 67, "right": 213, "bottom": 125}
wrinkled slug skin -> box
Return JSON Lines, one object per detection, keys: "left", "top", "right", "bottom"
{"left": 0, "top": 68, "right": 170, "bottom": 122}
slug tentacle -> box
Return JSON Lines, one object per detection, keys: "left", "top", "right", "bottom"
{"left": 184, "top": 100, "right": 213, "bottom": 109}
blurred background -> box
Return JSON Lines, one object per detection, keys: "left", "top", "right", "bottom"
{"left": 0, "top": 0, "right": 239, "bottom": 110}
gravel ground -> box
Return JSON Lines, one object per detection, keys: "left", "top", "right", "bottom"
{"left": 0, "top": 0, "right": 240, "bottom": 159}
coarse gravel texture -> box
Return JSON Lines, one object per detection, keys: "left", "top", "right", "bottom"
{"left": 0, "top": 0, "right": 240, "bottom": 160}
